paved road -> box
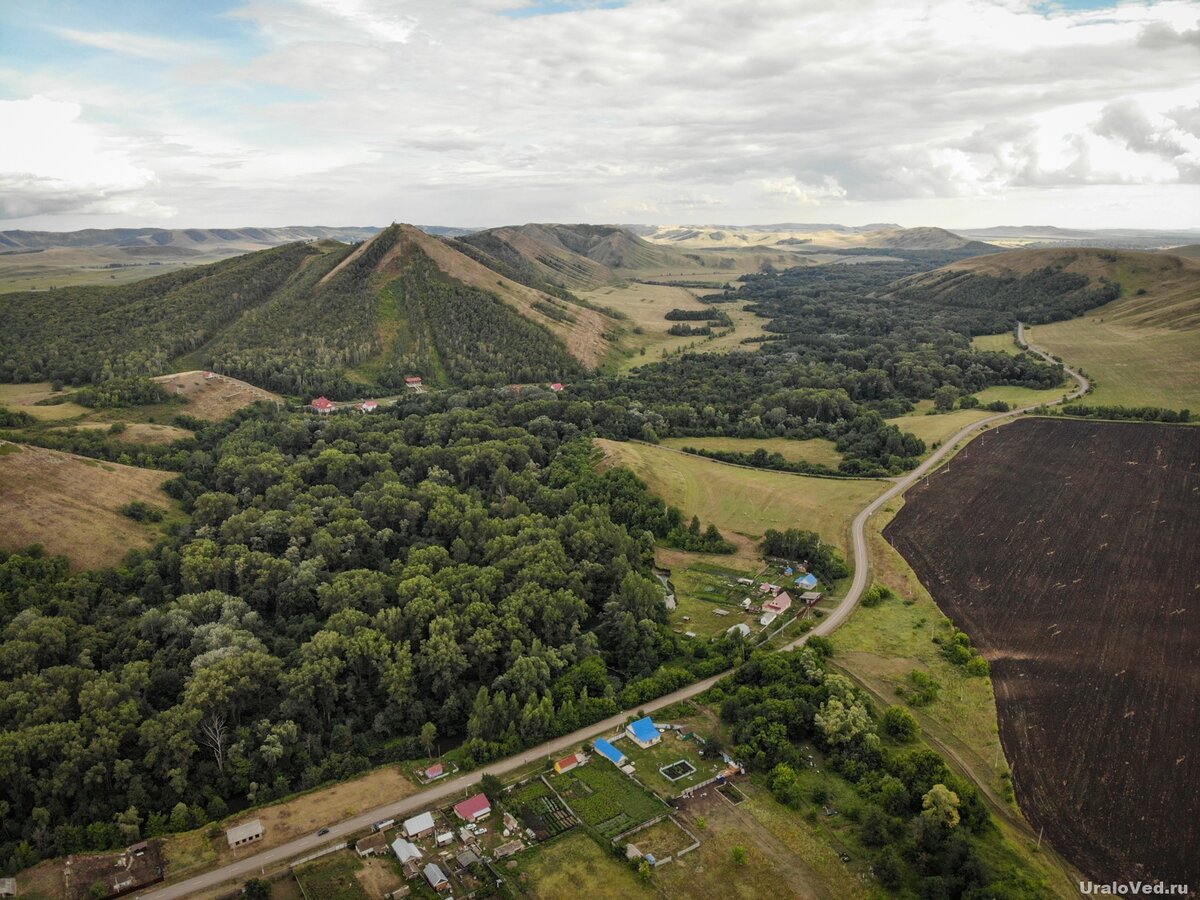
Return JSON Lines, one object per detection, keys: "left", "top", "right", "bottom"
{"left": 141, "top": 326, "right": 1086, "bottom": 899}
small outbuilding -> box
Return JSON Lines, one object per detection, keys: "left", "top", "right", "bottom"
{"left": 0, "top": 877, "right": 16, "bottom": 897}
{"left": 356, "top": 832, "right": 389, "bottom": 858}
{"left": 759, "top": 610, "right": 777, "bottom": 627}
{"left": 225, "top": 819, "right": 264, "bottom": 849}
{"left": 593, "top": 738, "right": 627, "bottom": 766}
{"left": 726, "top": 622, "right": 751, "bottom": 638}
{"left": 425, "top": 763, "right": 445, "bottom": 780}
{"left": 801, "top": 590, "right": 823, "bottom": 606}
{"left": 554, "top": 752, "right": 582, "bottom": 774}
{"left": 549, "top": 382, "right": 564, "bottom": 392}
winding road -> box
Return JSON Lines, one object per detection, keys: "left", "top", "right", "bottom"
{"left": 139, "top": 326, "right": 1087, "bottom": 899}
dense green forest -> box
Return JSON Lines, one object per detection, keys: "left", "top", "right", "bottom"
{"left": 0, "top": 405, "right": 739, "bottom": 870}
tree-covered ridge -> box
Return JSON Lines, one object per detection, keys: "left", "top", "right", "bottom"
{"left": 0, "top": 226, "right": 583, "bottom": 399}
{"left": 0, "top": 405, "right": 738, "bottom": 869}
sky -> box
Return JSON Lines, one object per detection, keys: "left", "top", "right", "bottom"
{"left": 1, "top": 0, "right": 1199, "bottom": 231}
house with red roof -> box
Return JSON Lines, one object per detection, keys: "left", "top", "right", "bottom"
{"left": 764, "top": 592, "right": 792, "bottom": 615}
{"left": 358, "top": 400, "right": 379, "bottom": 413}
{"left": 405, "top": 376, "right": 423, "bottom": 387}
{"left": 453, "top": 793, "right": 491, "bottom": 823}
{"left": 549, "top": 382, "right": 564, "bottom": 392}
{"left": 310, "top": 396, "right": 336, "bottom": 414}
{"left": 554, "top": 753, "right": 582, "bottom": 774}
{"left": 203, "top": 371, "right": 217, "bottom": 380}
{"left": 425, "top": 763, "right": 445, "bottom": 781}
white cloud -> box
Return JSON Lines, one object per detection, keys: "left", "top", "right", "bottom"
{"left": 3, "top": 0, "right": 1200, "bottom": 228}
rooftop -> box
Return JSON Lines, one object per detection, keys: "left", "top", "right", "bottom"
{"left": 593, "top": 737, "right": 626, "bottom": 764}
{"left": 628, "top": 716, "right": 659, "bottom": 744}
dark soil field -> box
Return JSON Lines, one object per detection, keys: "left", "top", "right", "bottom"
{"left": 885, "top": 418, "right": 1200, "bottom": 887}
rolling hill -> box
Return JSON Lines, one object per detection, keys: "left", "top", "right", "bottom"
{"left": 456, "top": 223, "right": 731, "bottom": 289}
{"left": 912, "top": 247, "right": 1200, "bottom": 410}
{"left": 635, "top": 223, "right": 997, "bottom": 254}
{"left": 0, "top": 224, "right": 615, "bottom": 398}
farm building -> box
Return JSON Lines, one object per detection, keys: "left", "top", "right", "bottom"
{"left": 225, "top": 819, "right": 264, "bottom": 849}
{"left": 549, "top": 382, "right": 564, "bottom": 392}
{"left": 0, "top": 878, "right": 15, "bottom": 897}
{"left": 727, "top": 622, "right": 751, "bottom": 637}
{"left": 626, "top": 717, "right": 662, "bottom": 749}
{"left": 494, "top": 840, "right": 524, "bottom": 859}
{"left": 593, "top": 738, "right": 628, "bottom": 766}
{"left": 403, "top": 811, "right": 436, "bottom": 838}
{"left": 423, "top": 862, "right": 450, "bottom": 892}
{"left": 309, "top": 396, "right": 336, "bottom": 414}
{"left": 760, "top": 610, "right": 777, "bottom": 627}
{"left": 355, "top": 832, "right": 389, "bottom": 858}
{"left": 453, "top": 793, "right": 492, "bottom": 822}
{"left": 795, "top": 573, "right": 819, "bottom": 590}
{"left": 554, "top": 752, "right": 583, "bottom": 773}
{"left": 425, "top": 763, "right": 445, "bottom": 780}
{"left": 764, "top": 592, "right": 793, "bottom": 614}
{"left": 737, "top": 577, "right": 754, "bottom": 585}
{"left": 358, "top": 399, "right": 379, "bottom": 413}
{"left": 392, "top": 837, "right": 423, "bottom": 865}
{"left": 801, "top": 590, "right": 823, "bottom": 605}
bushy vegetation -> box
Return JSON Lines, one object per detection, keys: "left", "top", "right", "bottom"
{"left": 1061, "top": 404, "right": 1191, "bottom": 423}
{"left": 762, "top": 528, "right": 849, "bottom": 583}
{"left": 72, "top": 376, "right": 173, "bottom": 409}
{"left": 713, "top": 650, "right": 1045, "bottom": 897}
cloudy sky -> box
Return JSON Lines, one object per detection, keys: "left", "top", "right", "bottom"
{"left": 1, "top": 0, "right": 1199, "bottom": 231}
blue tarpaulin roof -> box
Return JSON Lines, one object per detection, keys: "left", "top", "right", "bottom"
{"left": 628, "top": 717, "right": 659, "bottom": 744}
{"left": 594, "top": 738, "right": 626, "bottom": 764}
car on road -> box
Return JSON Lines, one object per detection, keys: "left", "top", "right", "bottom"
{"left": 317, "top": 828, "right": 330, "bottom": 836}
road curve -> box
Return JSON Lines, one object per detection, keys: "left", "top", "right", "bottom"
{"left": 140, "top": 326, "right": 1086, "bottom": 899}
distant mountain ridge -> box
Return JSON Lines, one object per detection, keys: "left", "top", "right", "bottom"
{"left": 0, "top": 225, "right": 382, "bottom": 252}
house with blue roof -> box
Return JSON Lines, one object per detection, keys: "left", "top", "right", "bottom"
{"left": 795, "top": 572, "right": 818, "bottom": 591}
{"left": 626, "top": 717, "right": 662, "bottom": 749}
{"left": 593, "top": 738, "right": 627, "bottom": 766}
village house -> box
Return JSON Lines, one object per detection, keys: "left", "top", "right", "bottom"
{"left": 356, "top": 832, "right": 389, "bottom": 858}
{"left": 403, "top": 811, "right": 436, "bottom": 838}
{"left": 795, "top": 572, "right": 819, "bottom": 591}
{"left": 424, "top": 862, "right": 451, "bottom": 892}
{"left": 593, "top": 738, "right": 627, "bottom": 766}
{"left": 309, "top": 396, "right": 336, "bottom": 414}
{"left": 549, "top": 382, "right": 564, "bottom": 392}
{"left": 764, "top": 591, "right": 793, "bottom": 615}
{"left": 758, "top": 582, "right": 781, "bottom": 594}
{"left": 358, "top": 399, "right": 379, "bottom": 413}
{"left": 404, "top": 375, "right": 423, "bottom": 388}
{"left": 424, "top": 762, "right": 445, "bottom": 780}
{"left": 626, "top": 717, "right": 662, "bottom": 749}
{"left": 801, "top": 590, "right": 823, "bottom": 606}
{"left": 225, "top": 819, "right": 264, "bottom": 849}
{"left": 391, "top": 837, "right": 422, "bottom": 866}
{"left": 453, "top": 793, "right": 492, "bottom": 823}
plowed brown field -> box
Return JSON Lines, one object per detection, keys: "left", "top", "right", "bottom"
{"left": 884, "top": 418, "right": 1200, "bottom": 886}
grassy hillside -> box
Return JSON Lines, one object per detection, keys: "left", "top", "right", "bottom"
{"left": 0, "top": 225, "right": 601, "bottom": 398}
{"left": 939, "top": 248, "right": 1200, "bottom": 410}
{"left": 0, "top": 441, "right": 176, "bottom": 569}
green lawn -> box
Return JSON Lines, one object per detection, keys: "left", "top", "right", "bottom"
{"left": 659, "top": 435, "right": 843, "bottom": 468}
{"left": 513, "top": 831, "right": 653, "bottom": 899}
{"left": 971, "top": 332, "right": 1021, "bottom": 354}
{"left": 886, "top": 384, "right": 1064, "bottom": 452}
{"left": 621, "top": 731, "right": 724, "bottom": 798}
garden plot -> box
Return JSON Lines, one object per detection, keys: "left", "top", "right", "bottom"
{"left": 557, "top": 763, "right": 663, "bottom": 838}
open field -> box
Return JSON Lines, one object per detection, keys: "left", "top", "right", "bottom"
{"left": 514, "top": 831, "right": 653, "bottom": 899}
{"left": 153, "top": 371, "right": 283, "bottom": 420}
{"left": 885, "top": 417, "right": 1200, "bottom": 886}
{"left": 594, "top": 438, "right": 884, "bottom": 566}
{"left": 293, "top": 854, "right": 370, "bottom": 900}
{"left": 657, "top": 780, "right": 868, "bottom": 900}
{"left": 971, "top": 331, "right": 1021, "bottom": 354}
{"left": 162, "top": 764, "right": 416, "bottom": 879}
{"left": 0, "top": 442, "right": 174, "bottom": 568}
{"left": 659, "top": 435, "right": 842, "bottom": 468}
{"left": 52, "top": 421, "right": 193, "bottom": 445}
{"left": 577, "top": 280, "right": 769, "bottom": 372}
{"left": 1030, "top": 314, "right": 1200, "bottom": 410}
{"left": 0, "top": 382, "right": 90, "bottom": 420}
{"left": 887, "top": 384, "right": 1065, "bottom": 451}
